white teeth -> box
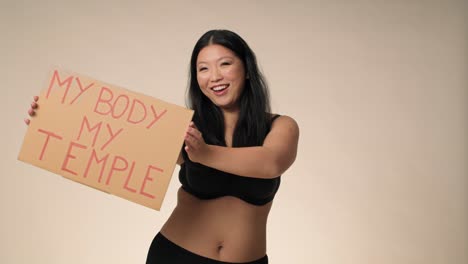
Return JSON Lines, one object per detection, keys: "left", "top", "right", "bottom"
{"left": 212, "top": 85, "right": 228, "bottom": 91}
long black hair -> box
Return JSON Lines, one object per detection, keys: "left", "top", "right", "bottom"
{"left": 187, "top": 29, "right": 272, "bottom": 147}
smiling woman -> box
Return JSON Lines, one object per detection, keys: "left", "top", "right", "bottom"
{"left": 145, "top": 29, "right": 300, "bottom": 264}
{"left": 196, "top": 44, "right": 247, "bottom": 110}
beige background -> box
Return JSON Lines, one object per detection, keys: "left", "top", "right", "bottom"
{"left": 1, "top": 0, "right": 466, "bottom": 263}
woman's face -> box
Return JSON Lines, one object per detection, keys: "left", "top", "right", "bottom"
{"left": 196, "top": 44, "right": 246, "bottom": 111}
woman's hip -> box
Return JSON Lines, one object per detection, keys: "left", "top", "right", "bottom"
{"left": 146, "top": 232, "right": 268, "bottom": 264}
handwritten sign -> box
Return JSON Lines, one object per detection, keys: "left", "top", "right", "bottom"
{"left": 18, "top": 69, "right": 193, "bottom": 210}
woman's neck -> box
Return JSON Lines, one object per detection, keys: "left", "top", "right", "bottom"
{"left": 222, "top": 108, "right": 239, "bottom": 135}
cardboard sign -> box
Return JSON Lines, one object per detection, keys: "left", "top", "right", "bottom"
{"left": 18, "top": 69, "right": 193, "bottom": 210}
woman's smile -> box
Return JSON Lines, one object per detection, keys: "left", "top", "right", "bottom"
{"left": 196, "top": 44, "right": 246, "bottom": 110}
{"left": 211, "top": 84, "right": 230, "bottom": 96}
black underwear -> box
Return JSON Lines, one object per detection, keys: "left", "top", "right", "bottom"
{"left": 146, "top": 232, "right": 268, "bottom": 264}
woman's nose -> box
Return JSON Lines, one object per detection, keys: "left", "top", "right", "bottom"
{"left": 210, "top": 68, "right": 222, "bottom": 82}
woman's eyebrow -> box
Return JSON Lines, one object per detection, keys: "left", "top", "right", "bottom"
{"left": 197, "top": 56, "right": 234, "bottom": 64}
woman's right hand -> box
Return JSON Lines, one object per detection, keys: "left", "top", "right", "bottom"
{"left": 24, "top": 96, "right": 39, "bottom": 125}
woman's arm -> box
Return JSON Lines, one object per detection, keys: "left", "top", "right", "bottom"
{"left": 184, "top": 116, "right": 299, "bottom": 179}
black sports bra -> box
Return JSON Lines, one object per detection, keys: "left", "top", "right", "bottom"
{"left": 178, "top": 115, "right": 281, "bottom": 206}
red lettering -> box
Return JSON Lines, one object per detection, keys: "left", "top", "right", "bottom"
{"left": 146, "top": 106, "right": 167, "bottom": 129}
{"left": 105, "top": 156, "right": 128, "bottom": 185}
{"left": 127, "top": 99, "right": 147, "bottom": 124}
{"left": 46, "top": 70, "right": 73, "bottom": 103}
{"left": 140, "top": 165, "right": 163, "bottom": 199}
{"left": 112, "top": 94, "right": 130, "bottom": 119}
{"left": 93, "top": 87, "right": 167, "bottom": 130}
{"left": 84, "top": 149, "right": 109, "bottom": 180}
{"left": 37, "top": 129, "right": 63, "bottom": 160}
{"left": 61, "top": 141, "right": 87, "bottom": 175}
{"left": 76, "top": 116, "right": 102, "bottom": 147}
{"left": 70, "top": 77, "right": 94, "bottom": 105}
{"left": 123, "top": 161, "right": 137, "bottom": 193}
{"left": 101, "top": 124, "right": 123, "bottom": 151}
{"left": 94, "top": 87, "right": 114, "bottom": 116}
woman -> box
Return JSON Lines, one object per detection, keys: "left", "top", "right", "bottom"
{"left": 25, "top": 29, "right": 299, "bottom": 264}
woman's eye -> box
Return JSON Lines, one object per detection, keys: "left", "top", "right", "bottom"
{"left": 221, "top": 62, "right": 231, "bottom": 66}
{"left": 198, "top": 67, "right": 207, "bottom": 72}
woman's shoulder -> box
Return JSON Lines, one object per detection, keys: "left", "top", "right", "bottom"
{"left": 269, "top": 113, "right": 299, "bottom": 132}
{"left": 269, "top": 113, "right": 297, "bottom": 123}
{"left": 263, "top": 114, "right": 299, "bottom": 155}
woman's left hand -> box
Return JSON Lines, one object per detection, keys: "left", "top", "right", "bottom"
{"left": 184, "top": 122, "right": 210, "bottom": 163}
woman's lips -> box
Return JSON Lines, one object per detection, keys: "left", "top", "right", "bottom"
{"left": 211, "top": 84, "right": 229, "bottom": 96}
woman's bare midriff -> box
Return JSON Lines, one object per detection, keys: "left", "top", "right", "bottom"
{"left": 160, "top": 187, "right": 272, "bottom": 262}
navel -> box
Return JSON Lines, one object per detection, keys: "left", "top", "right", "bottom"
{"left": 216, "top": 242, "right": 224, "bottom": 253}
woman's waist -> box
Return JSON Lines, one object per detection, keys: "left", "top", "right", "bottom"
{"left": 159, "top": 188, "right": 270, "bottom": 261}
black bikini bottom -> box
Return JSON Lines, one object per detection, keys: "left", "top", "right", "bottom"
{"left": 146, "top": 232, "right": 268, "bottom": 264}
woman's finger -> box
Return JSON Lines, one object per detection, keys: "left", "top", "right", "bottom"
{"left": 187, "top": 132, "right": 202, "bottom": 148}
{"left": 24, "top": 118, "right": 30, "bottom": 125}
{"left": 193, "top": 127, "right": 202, "bottom": 139}
{"left": 186, "top": 127, "right": 202, "bottom": 140}
{"left": 184, "top": 133, "right": 193, "bottom": 144}
{"left": 33, "top": 96, "right": 39, "bottom": 101}
{"left": 187, "top": 132, "right": 199, "bottom": 144}
{"left": 31, "top": 102, "right": 38, "bottom": 109}
{"left": 28, "top": 108, "right": 35, "bottom": 116}
{"left": 189, "top": 122, "right": 199, "bottom": 130}
{"left": 184, "top": 139, "right": 194, "bottom": 153}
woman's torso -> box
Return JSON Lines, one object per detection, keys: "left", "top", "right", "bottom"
{"left": 160, "top": 114, "right": 281, "bottom": 262}
{"left": 160, "top": 187, "right": 272, "bottom": 262}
